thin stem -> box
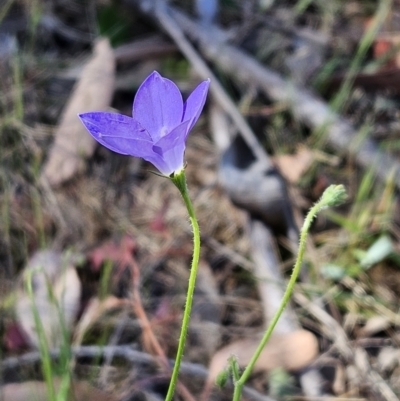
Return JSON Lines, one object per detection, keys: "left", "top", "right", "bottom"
{"left": 165, "top": 169, "right": 201, "bottom": 401}
{"left": 232, "top": 185, "right": 346, "bottom": 401}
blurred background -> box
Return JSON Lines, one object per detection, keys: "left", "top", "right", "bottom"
{"left": 1, "top": 1, "right": 400, "bottom": 400}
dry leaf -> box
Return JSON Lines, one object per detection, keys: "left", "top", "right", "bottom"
{"left": 15, "top": 250, "right": 82, "bottom": 348}
{"left": 41, "top": 38, "right": 115, "bottom": 187}
{"left": 273, "top": 147, "right": 314, "bottom": 184}
{"left": 0, "top": 380, "right": 116, "bottom": 401}
{"left": 207, "top": 330, "right": 318, "bottom": 384}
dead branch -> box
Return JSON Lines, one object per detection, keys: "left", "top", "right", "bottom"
{"left": 132, "top": 0, "right": 400, "bottom": 190}
{"left": 0, "top": 346, "right": 275, "bottom": 401}
{"left": 133, "top": 0, "right": 273, "bottom": 169}
{"left": 114, "top": 35, "right": 177, "bottom": 64}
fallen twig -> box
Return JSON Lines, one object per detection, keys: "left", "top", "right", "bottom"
{"left": 294, "top": 292, "right": 399, "bottom": 401}
{"left": 0, "top": 346, "right": 275, "bottom": 401}
{"left": 208, "top": 105, "right": 326, "bottom": 400}
{"left": 133, "top": 0, "right": 273, "bottom": 169}
{"left": 132, "top": 0, "right": 400, "bottom": 189}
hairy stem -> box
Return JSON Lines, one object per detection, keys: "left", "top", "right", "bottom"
{"left": 232, "top": 185, "right": 347, "bottom": 401}
{"left": 166, "top": 169, "right": 201, "bottom": 401}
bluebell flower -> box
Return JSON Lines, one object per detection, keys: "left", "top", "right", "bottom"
{"left": 79, "top": 71, "right": 210, "bottom": 175}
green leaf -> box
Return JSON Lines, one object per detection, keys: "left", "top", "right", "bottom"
{"left": 360, "top": 235, "right": 393, "bottom": 269}
{"left": 215, "top": 368, "right": 229, "bottom": 388}
{"left": 321, "top": 263, "right": 346, "bottom": 280}
{"left": 352, "top": 249, "right": 367, "bottom": 262}
{"left": 269, "top": 368, "right": 295, "bottom": 398}
{"left": 97, "top": 5, "right": 131, "bottom": 47}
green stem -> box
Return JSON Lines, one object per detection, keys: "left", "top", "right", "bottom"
{"left": 165, "top": 169, "right": 201, "bottom": 401}
{"left": 232, "top": 185, "right": 347, "bottom": 401}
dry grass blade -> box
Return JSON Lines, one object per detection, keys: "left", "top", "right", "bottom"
{"left": 73, "top": 296, "right": 128, "bottom": 346}
{"left": 294, "top": 293, "right": 399, "bottom": 401}
{"left": 41, "top": 38, "right": 115, "bottom": 187}
{"left": 129, "top": 260, "right": 197, "bottom": 401}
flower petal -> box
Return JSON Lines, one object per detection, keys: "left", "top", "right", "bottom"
{"left": 78, "top": 112, "right": 154, "bottom": 157}
{"left": 140, "top": 153, "right": 171, "bottom": 175}
{"left": 152, "top": 120, "right": 190, "bottom": 175}
{"left": 182, "top": 79, "right": 210, "bottom": 131}
{"left": 133, "top": 71, "right": 184, "bottom": 142}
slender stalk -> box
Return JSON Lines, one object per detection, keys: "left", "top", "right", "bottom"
{"left": 232, "top": 185, "right": 347, "bottom": 401}
{"left": 165, "top": 169, "right": 201, "bottom": 401}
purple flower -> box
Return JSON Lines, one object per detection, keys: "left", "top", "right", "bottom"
{"left": 79, "top": 71, "right": 210, "bottom": 176}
